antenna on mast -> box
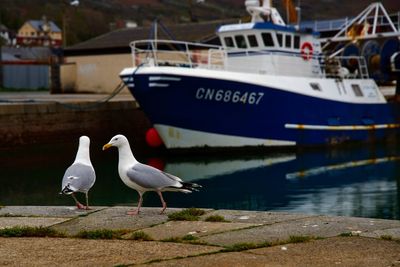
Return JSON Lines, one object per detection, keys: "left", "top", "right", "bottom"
{"left": 245, "top": 0, "right": 285, "bottom": 25}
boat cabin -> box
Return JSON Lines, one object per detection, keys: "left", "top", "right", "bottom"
{"left": 217, "top": 22, "right": 323, "bottom": 78}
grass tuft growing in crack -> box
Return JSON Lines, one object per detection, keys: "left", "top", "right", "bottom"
{"left": 0, "top": 213, "right": 21, "bottom": 217}
{"left": 168, "top": 208, "right": 206, "bottom": 221}
{"left": 0, "top": 226, "right": 65, "bottom": 238}
{"left": 287, "top": 235, "right": 312, "bottom": 243}
{"left": 223, "top": 241, "right": 271, "bottom": 252}
{"left": 380, "top": 235, "right": 393, "bottom": 241}
{"left": 182, "top": 234, "right": 198, "bottom": 241}
{"left": 161, "top": 234, "right": 206, "bottom": 245}
{"left": 223, "top": 235, "right": 319, "bottom": 252}
{"left": 74, "top": 229, "right": 129, "bottom": 239}
{"left": 127, "top": 231, "right": 153, "bottom": 241}
{"left": 204, "top": 215, "right": 229, "bottom": 222}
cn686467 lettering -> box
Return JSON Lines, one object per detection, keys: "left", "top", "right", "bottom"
{"left": 195, "top": 88, "right": 264, "bottom": 105}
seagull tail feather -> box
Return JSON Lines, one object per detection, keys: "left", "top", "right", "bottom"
{"left": 60, "top": 184, "right": 75, "bottom": 195}
{"left": 181, "top": 182, "right": 202, "bottom": 192}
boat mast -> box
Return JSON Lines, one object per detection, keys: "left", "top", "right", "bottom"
{"left": 245, "top": 0, "right": 285, "bottom": 25}
{"left": 321, "top": 2, "right": 400, "bottom": 49}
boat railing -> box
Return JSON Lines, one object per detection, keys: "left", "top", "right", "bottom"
{"left": 130, "top": 39, "right": 370, "bottom": 79}
{"left": 131, "top": 39, "right": 226, "bottom": 69}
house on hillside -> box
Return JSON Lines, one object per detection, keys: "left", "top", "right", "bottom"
{"left": 17, "top": 18, "right": 62, "bottom": 47}
{"left": 0, "top": 24, "right": 16, "bottom": 45}
{"left": 61, "top": 20, "right": 234, "bottom": 93}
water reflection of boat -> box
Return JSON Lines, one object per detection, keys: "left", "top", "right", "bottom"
{"left": 286, "top": 156, "right": 400, "bottom": 179}
{"left": 161, "top": 154, "right": 296, "bottom": 181}
{"left": 148, "top": 146, "right": 399, "bottom": 219}
{"left": 280, "top": 153, "right": 400, "bottom": 218}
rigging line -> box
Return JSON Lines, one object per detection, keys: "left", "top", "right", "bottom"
{"left": 57, "top": 81, "right": 126, "bottom": 110}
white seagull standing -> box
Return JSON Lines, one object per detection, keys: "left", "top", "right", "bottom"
{"left": 103, "top": 134, "right": 201, "bottom": 215}
{"left": 61, "top": 136, "right": 96, "bottom": 210}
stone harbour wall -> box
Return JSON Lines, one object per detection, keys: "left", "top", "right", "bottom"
{"left": 0, "top": 101, "right": 152, "bottom": 152}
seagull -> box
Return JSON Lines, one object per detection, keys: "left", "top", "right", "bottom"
{"left": 61, "top": 136, "right": 96, "bottom": 210}
{"left": 70, "top": 0, "right": 79, "bottom": 6}
{"left": 103, "top": 134, "right": 201, "bottom": 215}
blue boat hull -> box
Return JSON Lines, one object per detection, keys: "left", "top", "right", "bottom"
{"left": 122, "top": 70, "right": 400, "bottom": 148}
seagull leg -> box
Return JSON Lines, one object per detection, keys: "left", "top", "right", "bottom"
{"left": 71, "top": 193, "right": 85, "bottom": 209}
{"left": 127, "top": 192, "right": 143, "bottom": 215}
{"left": 85, "top": 192, "right": 92, "bottom": 210}
{"left": 157, "top": 191, "right": 167, "bottom": 214}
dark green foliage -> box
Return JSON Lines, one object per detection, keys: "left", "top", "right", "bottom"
{"left": 287, "top": 235, "right": 312, "bottom": 243}
{"left": 74, "top": 229, "right": 128, "bottom": 239}
{"left": 0, "top": 226, "right": 65, "bottom": 237}
{"left": 128, "top": 231, "right": 153, "bottom": 241}
{"left": 204, "top": 215, "right": 229, "bottom": 222}
{"left": 161, "top": 234, "right": 203, "bottom": 244}
{"left": 223, "top": 242, "right": 271, "bottom": 252}
{"left": 167, "top": 208, "right": 206, "bottom": 221}
{"left": 380, "top": 235, "right": 393, "bottom": 240}
{"left": 339, "top": 232, "right": 355, "bottom": 237}
{"left": 181, "top": 234, "right": 198, "bottom": 241}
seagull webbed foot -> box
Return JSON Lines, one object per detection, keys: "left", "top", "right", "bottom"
{"left": 76, "top": 202, "right": 86, "bottom": 210}
{"left": 160, "top": 205, "right": 167, "bottom": 214}
{"left": 127, "top": 209, "right": 139, "bottom": 215}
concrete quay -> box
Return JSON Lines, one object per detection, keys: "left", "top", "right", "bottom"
{"left": 0, "top": 206, "right": 399, "bottom": 266}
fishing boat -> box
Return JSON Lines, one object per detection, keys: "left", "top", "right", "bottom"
{"left": 120, "top": 0, "right": 400, "bottom": 149}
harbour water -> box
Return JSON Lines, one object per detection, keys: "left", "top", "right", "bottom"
{"left": 1, "top": 139, "right": 399, "bottom": 220}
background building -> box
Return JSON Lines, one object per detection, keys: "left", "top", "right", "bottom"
{"left": 17, "top": 18, "right": 62, "bottom": 47}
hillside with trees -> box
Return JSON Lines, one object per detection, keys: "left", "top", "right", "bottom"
{"left": 0, "top": 0, "right": 398, "bottom": 46}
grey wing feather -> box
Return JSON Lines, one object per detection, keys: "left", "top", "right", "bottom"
{"left": 126, "top": 163, "right": 182, "bottom": 190}
{"left": 61, "top": 163, "right": 96, "bottom": 192}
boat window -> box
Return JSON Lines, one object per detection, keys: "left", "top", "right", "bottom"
{"left": 224, "top": 36, "right": 235, "bottom": 48}
{"left": 294, "top": 35, "right": 300, "bottom": 49}
{"left": 276, "top": 33, "right": 283, "bottom": 47}
{"left": 235, "top": 35, "right": 247, "bottom": 49}
{"left": 247, "top": 34, "right": 258, "bottom": 47}
{"left": 285, "top": 34, "right": 292, "bottom": 48}
{"left": 261, "top": 32, "right": 274, "bottom": 47}
{"left": 351, "top": 84, "right": 363, "bottom": 97}
{"left": 310, "top": 83, "right": 322, "bottom": 91}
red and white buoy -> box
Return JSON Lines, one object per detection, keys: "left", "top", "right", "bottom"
{"left": 145, "top": 127, "right": 163, "bottom": 147}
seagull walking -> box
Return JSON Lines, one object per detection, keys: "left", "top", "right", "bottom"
{"left": 61, "top": 136, "right": 96, "bottom": 210}
{"left": 103, "top": 134, "right": 201, "bottom": 215}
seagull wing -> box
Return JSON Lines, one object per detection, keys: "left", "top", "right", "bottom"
{"left": 61, "top": 163, "right": 96, "bottom": 192}
{"left": 126, "top": 163, "right": 182, "bottom": 190}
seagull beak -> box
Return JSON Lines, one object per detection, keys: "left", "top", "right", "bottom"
{"left": 102, "top": 143, "right": 113, "bottom": 150}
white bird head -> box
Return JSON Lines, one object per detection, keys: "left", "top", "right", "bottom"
{"left": 102, "top": 134, "right": 129, "bottom": 150}
{"left": 79, "top": 135, "right": 90, "bottom": 146}
{"left": 73, "top": 135, "right": 92, "bottom": 165}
